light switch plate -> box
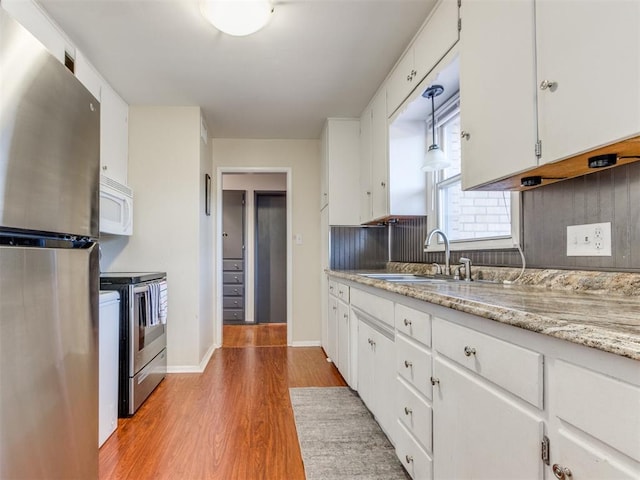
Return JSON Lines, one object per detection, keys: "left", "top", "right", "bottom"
{"left": 566, "top": 222, "right": 612, "bottom": 256}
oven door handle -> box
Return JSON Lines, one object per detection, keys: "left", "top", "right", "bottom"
{"left": 133, "top": 284, "right": 149, "bottom": 294}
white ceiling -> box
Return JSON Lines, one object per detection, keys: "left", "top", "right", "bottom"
{"left": 38, "top": 0, "right": 437, "bottom": 139}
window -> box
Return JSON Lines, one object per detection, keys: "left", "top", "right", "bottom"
{"left": 427, "top": 94, "right": 518, "bottom": 247}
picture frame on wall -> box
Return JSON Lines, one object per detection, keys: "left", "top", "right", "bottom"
{"left": 205, "top": 173, "right": 211, "bottom": 216}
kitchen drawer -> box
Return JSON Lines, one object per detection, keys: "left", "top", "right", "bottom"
{"left": 223, "top": 297, "right": 244, "bottom": 309}
{"left": 397, "top": 377, "right": 432, "bottom": 452}
{"left": 328, "top": 279, "right": 338, "bottom": 297}
{"left": 395, "top": 303, "right": 431, "bottom": 347}
{"left": 223, "top": 285, "right": 244, "bottom": 297}
{"left": 223, "top": 309, "right": 244, "bottom": 321}
{"left": 350, "top": 288, "right": 394, "bottom": 328}
{"left": 223, "top": 260, "right": 243, "bottom": 271}
{"left": 336, "top": 282, "right": 350, "bottom": 303}
{"left": 552, "top": 360, "right": 640, "bottom": 462}
{"left": 396, "top": 334, "right": 432, "bottom": 400}
{"left": 395, "top": 421, "right": 433, "bottom": 480}
{"left": 223, "top": 272, "right": 244, "bottom": 284}
{"left": 433, "top": 318, "right": 543, "bottom": 408}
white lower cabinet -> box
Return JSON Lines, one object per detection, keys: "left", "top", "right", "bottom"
{"left": 432, "top": 358, "right": 544, "bottom": 479}
{"left": 337, "top": 296, "right": 351, "bottom": 386}
{"left": 326, "top": 291, "right": 338, "bottom": 364}
{"left": 548, "top": 360, "right": 640, "bottom": 479}
{"left": 354, "top": 309, "right": 396, "bottom": 441}
{"left": 327, "top": 278, "right": 640, "bottom": 480}
{"left": 395, "top": 421, "right": 433, "bottom": 480}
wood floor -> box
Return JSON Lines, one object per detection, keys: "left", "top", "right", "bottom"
{"left": 99, "top": 324, "right": 346, "bottom": 479}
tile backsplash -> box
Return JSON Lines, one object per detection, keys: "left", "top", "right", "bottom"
{"left": 330, "top": 162, "right": 640, "bottom": 273}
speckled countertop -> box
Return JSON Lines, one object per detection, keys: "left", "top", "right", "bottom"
{"left": 328, "top": 263, "right": 640, "bottom": 361}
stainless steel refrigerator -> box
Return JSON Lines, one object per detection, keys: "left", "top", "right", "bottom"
{"left": 1, "top": 8, "right": 101, "bottom": 479}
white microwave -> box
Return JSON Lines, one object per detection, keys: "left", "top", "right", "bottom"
{"left": 99, "top": 176, "right": 133, "bottom": 236}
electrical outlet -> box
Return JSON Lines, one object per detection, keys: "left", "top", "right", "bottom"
{"left": 567, "top": 222, "right": 612, "bottom": 256}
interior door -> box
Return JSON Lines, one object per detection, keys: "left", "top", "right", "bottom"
{"left": 222, "top": 190, "right": 245, "bottom": 259}
{"left": 255, "top": 192, "right": 286, "bottom": 324}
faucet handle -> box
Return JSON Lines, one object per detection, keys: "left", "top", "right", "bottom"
{"left": 459, "top": 257, "right": 472, "bottom": 281}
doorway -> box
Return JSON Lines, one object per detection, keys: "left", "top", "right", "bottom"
{"left": 255, "top": 192, "right": 286, "bottom": 323}
{"left": 217, "top": 170, "right": 292, "bottom": 345}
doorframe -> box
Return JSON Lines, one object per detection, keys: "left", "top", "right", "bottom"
{"left": 216, "top": 167, "right": 293, "bottom": 346}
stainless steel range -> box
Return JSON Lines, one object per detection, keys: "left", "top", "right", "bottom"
{"left": 100, "top": 272, "right": 167, "bottom": 416}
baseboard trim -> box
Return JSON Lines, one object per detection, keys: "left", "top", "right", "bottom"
{"left": 166, "top": 343, "right": 217, "bottom": 374}
{"left": 291, "top": 340, "right": 322, "bottom": 347}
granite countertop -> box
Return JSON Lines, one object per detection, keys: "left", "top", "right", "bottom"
{"left": 328, "top": 264, "right": 640, "bottom": 361}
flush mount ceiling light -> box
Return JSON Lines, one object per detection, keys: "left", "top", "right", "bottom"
{"left": 421, "top": 84, "right": 451, "bottom": 172}
{"left": 200, "top": 0, "right": 273, "bottom": 37}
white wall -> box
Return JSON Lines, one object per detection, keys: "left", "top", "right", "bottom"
{"left": 213, "top": 140, "right": 321, "bottom": 344}
{"left": 222, "top": 173, "right": 287, "bottom": 323}
{"left": 104, "top": 106, "right": 214, "bottom": 370}
{"left": 199, "top": 119, "right": 214, "bottom": 362}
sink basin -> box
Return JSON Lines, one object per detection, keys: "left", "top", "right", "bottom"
{"left": 357, "top": 273, "right": 449, "bottom": 283}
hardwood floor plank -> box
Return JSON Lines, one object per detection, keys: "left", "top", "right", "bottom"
{"left": 100, "top": 326, "right": 345, "bottom": 479}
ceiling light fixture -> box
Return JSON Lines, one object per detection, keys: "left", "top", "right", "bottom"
{"left": 200, "top": 0, "right": 273, "bottom": 37}
{"left": 421, "top": 84, "right": 451, "bottom": 172}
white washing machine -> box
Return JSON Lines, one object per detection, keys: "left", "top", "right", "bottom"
{"left": 99, "top": 290, "right": 120, "bottom": 447}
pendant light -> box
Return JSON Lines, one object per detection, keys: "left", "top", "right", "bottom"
{"left": 200, "top": 0, "right": 273, "bottom": 37}
{"left": 421, "top": 84, "right": 451, "bottom": 172}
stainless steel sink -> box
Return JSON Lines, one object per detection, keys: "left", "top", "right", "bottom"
{"left": 357, "top": 273, "right": 450, "bottom": 283}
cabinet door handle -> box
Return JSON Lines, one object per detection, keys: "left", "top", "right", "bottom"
{"left": 404, "top": 360, "right": 413, "bottom": 368}
{"left": 380, "top": 181, "right": 386, "bottom": 187}
{"left": 464, "top": 346, "right": 476, "bottom": 357}
{"left": 343, "top": 313, "right": 348, "bottom": 320}
{"left": 540, "top": 79, "right": 558, "bottom": 91}
{"left": 403, "top": 318, "right": 412, "bottom": 327}
{"left": 405, "top": 455, "right": 414, "bottom": 464}
{"left": 406, "top": 73, "right": 412, "bottom": 82}
{"left": 404, "top": 406, "right": 412, "bottom": 416}
{"left": 430, "top": 376, "right": 440, "bottom": 386}
{"left": 461, "top": 131, "right": 471, "bottom": 140}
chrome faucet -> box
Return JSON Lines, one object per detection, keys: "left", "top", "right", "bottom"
{"left": 424, "top": 228, "right": 450, "bottom": 275}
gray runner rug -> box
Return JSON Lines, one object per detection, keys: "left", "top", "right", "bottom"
{"left": 289, "top": 387, "right": 411, "bottom": 480}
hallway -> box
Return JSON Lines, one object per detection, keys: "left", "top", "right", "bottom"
{"left": 99, "top": 325, "right": 346, "bottom": 479}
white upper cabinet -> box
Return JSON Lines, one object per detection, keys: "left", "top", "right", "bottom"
{"left": 359, "top": 104, "right": 373, "bottom": 223}
{"left": 461, "top": 0, "right": 640, "bottom": 190}
{"left": 459, "top": 0, "right": 538, "bottom": 190}
{"left": 321, "top": 119, "right": 361, "bottom": 225}
{"left": 100, "top": 84, "right": 129, "bottom": 185}
{"left": 74, "top": 50, "right": 102, "bottom": 102}
{"left": 387, "top": 0, "right": 460, "bottom": 117}
{"left": 535, "top": 0, "right": 640, "bottom": 164}
{"left": 370, "top": 91, "right": 390, "bottom": 221}
{"left": 1, "top": 0, "right": 74, "bottom": 64}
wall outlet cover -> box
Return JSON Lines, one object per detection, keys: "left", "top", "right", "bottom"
{"left": 566, "top": 222, "right": 612, "bottom": 256}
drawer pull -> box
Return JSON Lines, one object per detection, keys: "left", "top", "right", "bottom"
{"left": 404, "top": 406, "right": 412, "bottom": 416}
{"left": 430, "top": 376, "right": 440, "bottom": 386}
{"left": 464, "top": 346, "right": 477, "bottom": 357}
{"left": 552, "top": 464, "right": 572, "bottom": 479}
{"left": 403, "top": 318, "right": 412, "bottom": 327}
{"left": 404, "top": 360, "right": 413, "bottom": 368}
{"left": 405, "top": 455, "right": 414, "bottom": 464}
